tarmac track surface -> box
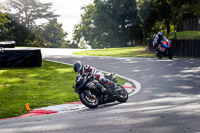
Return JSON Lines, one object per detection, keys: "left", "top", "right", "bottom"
{"left": 0, "top": 48, "right": 200, "bottom": 133}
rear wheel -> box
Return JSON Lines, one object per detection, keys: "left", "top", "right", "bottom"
{"left": 115, "top": 86, "right": 128, "bottom": 103}
{"left": 79, "top": 91, "right": 99, "bottom": 108}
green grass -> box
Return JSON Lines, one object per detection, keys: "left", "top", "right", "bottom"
{"left": 73, "top": 46, "right": 155, "bottom": 58}
{"left": 0, "top": 60, "right": 128, "bottom": 119}
{"left": 0, "top": 60, "right": 78, "bottom": 119}
{"left": 116, "top": 76, "right": 130, "bottom": 87}
{"left": 167, "top": 31, "right": 200, "bottom": 40}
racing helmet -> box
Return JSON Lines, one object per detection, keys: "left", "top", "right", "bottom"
{"left": 158, "top": 32, "right": 163, "bottom": 39}
{"left": 73, "top": 61, "right": 82, "bottom": 73}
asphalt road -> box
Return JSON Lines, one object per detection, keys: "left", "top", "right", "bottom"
{"left": 1, "top": 48, "right": 200, "bottom": 133}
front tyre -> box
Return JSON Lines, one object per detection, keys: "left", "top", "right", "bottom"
{"left": 156, "top": 51, "right": 163, "bottom": 59}
{"left": 167, "top": 49, "right": 173, "bottom": 59}
{"left": 79, "top": 91, "right": 99, "bottom": 108}
{"left": 115, "top": 86, "right": 128, "bottom": 103}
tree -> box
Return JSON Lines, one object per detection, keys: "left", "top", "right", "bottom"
{"left": 0, "top": 12, "right": 9, "bottom": 41}
{"left": 6, "top": 0, "right": 59, "bottom": 29}
{"left": 0, "top": 3, "right": 9, "bottom": 41}
{"left": 73, "top": 4, "right": 97, "bottom": 48}
{"left": 1, "top": 0, "right": 64, "bottom": 47}
{"left": 33, "top": 18, "right": 68, "bottom": 48}
{"left": 73, "top": 0, "right": 142, "bottom": 48}
{"left": 169, "top": 0, "right": 200, "bottom": 31}
{"left": 4, "top": 14, "right": 35, "bottom": 46}
{"left": 94, "top": 0, "right": 142, "bottom": 47}
{"left": 137, "top": 0, "right": 171, "bottom": 36}
{"left": 154, "top": 0, "right": 171, "bottom": 34}
{"left": 0, "top": 2, "right": 6, "bottom": 11}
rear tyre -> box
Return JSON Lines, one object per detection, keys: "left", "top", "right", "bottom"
{"left": 79, "top": 91, "right": 99, "bottom": 108}
{"left": 115, "top": 86, "right": 128, "bottom": 103}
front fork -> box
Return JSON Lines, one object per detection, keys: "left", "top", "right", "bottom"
{"left": 83, "top": 90, "right": 95, "bottom": 99}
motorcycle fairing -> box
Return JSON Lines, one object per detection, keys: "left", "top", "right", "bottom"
{"left": 159, "top": 40, "right": 171, "bottom": 49}
{"left": 85, "top": 81, "right": 102, "bottom": 95}
{"left": 76, "top": 78, "right": 86, "bottom": 90}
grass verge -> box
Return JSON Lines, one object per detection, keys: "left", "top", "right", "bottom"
{"left": 167, "top": 31, "right": 200, "bottom": 40}
{"left": 0, "top": 60, "right": 78, "bottom": 119}
{"left": 73, "top": 46, "right": 155, "bottom": 58}
{"left": 73, "top": 46, "right": 200, "bottom": 59}
{"left": 0, "top": 60, "right": 128, "bottom": 119}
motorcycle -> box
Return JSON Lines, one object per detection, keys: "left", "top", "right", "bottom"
{"left": 154, "top": 39, "right": 173, "bottom": 59}
{"left": 73, "top": 72, "right": 128, "bottom": 108}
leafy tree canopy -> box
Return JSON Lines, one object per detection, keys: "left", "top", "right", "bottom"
{"left": 32, "top": 18, "right": 68, "bottom": 48}
{"left": 6, "top": 0, "right": 59, "bottom": 29}
{"left": 73, "top": 0, "right": 142, "bottom": 48}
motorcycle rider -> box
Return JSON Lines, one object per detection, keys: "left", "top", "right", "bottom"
{"left": 73, "top": 61, "right": 117, "bottom": 94}
{"left": 153, "top": 32, "right": 170, "bottom": 49}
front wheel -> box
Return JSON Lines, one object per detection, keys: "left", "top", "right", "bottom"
{"left": 156, "top": 51, "right": 163, "bottom": 59}
{"left": 79, "top": 91, "right": 99, "bottom": 108}
{"left": 115, "top": 86, "right": 128, "bottom": 103}
{"left": 167, "top": 49, "right": 173, "bottom": 59}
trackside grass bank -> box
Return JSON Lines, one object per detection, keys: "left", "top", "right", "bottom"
{"left": 0, "top": 60, "right": 127, "bottom": 119}
{"left": 0, "top": 60, "right": 78, "bottom": 118}
{"left": 73, "top": 46, "right": 155, "bottom": 58}
{"left": 167, "top": 31, "right": 200, "bottom": 40}
{"left": 73, "top": 46, "right": 200, "bottom": 59}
